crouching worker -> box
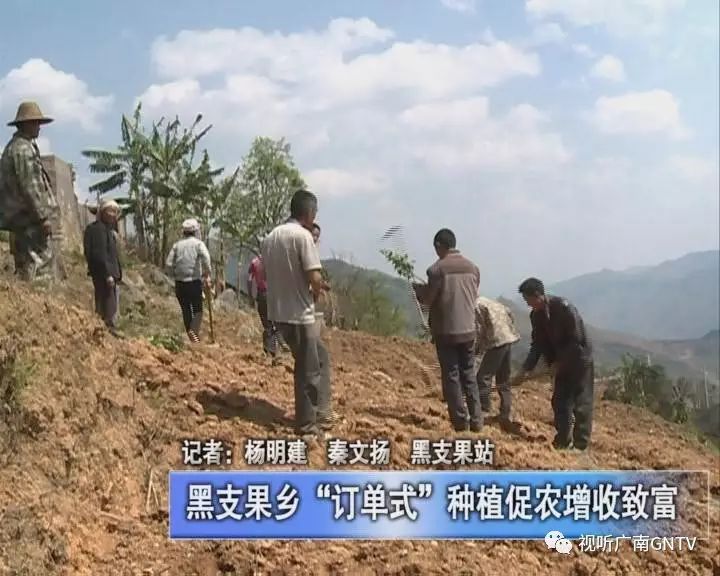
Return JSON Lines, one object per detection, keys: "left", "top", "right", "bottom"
{"left": 166, "top": 218, "right": 212, "bottom": 343}
{"left": 517, "top": 277, "right": 594, "bottom": 451}
{"left": 474, "top": 296, "right": 521, "bottom": 428}
{"left": 83, "top": 199, "right": 122, "bottom": 335}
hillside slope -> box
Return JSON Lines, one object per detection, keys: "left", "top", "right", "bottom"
{"left": 320, "top": 258, "right": 719, "bottom": 383}
{"left": 547, "top": 250, "right": 719, "bottom": 341}
{"left": 499, "top": 298, "right": 720, "bottom": 385}
{"left": 0, "top": 254, "right": 719, "bottom": 575}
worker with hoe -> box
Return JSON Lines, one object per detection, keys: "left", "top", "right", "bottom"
{"left": 516, "top": 277, "right": 595, "bottom": 451}
{"left": 415, "top": 228, "right": 481, "bottom": 432}
{"left": 0, "top": 101, "right": 59, "bottom": 281}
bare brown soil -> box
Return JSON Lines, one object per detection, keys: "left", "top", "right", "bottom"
{"left": 0, "top": 248, "right": 718, "bottom": 576}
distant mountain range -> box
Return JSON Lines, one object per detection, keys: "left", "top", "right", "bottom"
{"left": 543, "top": 250, "right": 719, "bottom": 341}
{"left": 321, "top": 255, "right": 719, "bottom": 385}
{"left": 225, "top": 250, "right": 718, "bottom": 384}
{"left": 499, "top": 297, "right": 718, "bottom": 384}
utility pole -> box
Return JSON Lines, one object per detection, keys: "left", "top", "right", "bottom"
{"left": 703, "top": 368, "right": 709, "bottom": 409}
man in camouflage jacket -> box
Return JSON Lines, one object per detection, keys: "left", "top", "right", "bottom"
{"left": 0, "top": 102, "right": 58, "bottom": 281}
{"left": 474, "top": 296, "right": 521, "bottom": 427}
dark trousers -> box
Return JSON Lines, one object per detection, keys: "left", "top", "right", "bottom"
{"left": 92, "top": 275, "right": 118, "bottom": 328}
{"left": 276, "top": 322, "right": 332, "bottom": 435}
{"left": 476, "top": 344, "right": 513, "bottom": 421}
{"left": 435, "top": 340, "right": 480, "bottom": 430}
{"left": 256, "top": 292, "right": 278, "bottom": 356}
{"left": 552, "top": 357, "right": 595, "bottom": 449}
{"left": 175, "top": 280, "right": 203, "bottom": 334}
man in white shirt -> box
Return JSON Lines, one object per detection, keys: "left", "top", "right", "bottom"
{"left": 165, "top": 218, "right": 212, "bottom": 343}
{"left": 262, "top": 190, "right": 332, "bottom": 438}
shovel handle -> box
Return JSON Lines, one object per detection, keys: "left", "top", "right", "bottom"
{"left": 204, "top": 283, "right": 215, "bottom": 343}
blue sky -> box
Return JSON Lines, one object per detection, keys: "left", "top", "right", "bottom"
{"left": 1, "top": 0, "right": 718, "bottom": 297}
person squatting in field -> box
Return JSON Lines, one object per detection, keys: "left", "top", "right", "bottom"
{"left": 165, "top": 218, "right": 212, "bottom": 343}
{"left": 517, "top": 277, "right": 595, "bottom": 451}
{"left": 474, "top": 295, "right": 521, "bottom": 430}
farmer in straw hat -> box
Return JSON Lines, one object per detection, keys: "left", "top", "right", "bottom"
{"left": 0, "top": 101, "right": 59, "bottom": 281}
{"left": 165, "top": 218, "right": 212, "bottom": 343}
{"left": 83, "top": 198, "right": 123, "bottom": 335}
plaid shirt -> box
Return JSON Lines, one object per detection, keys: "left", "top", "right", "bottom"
{"left": 0, "top": 132, "right": 57, "bottom": 225}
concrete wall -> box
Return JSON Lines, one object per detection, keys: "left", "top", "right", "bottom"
{"left": 40, "top": 155, "right": 83, "bottom": 249}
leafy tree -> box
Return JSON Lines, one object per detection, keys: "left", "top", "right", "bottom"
{"left": 201, "top": 169, "right": 241, "bottom": 290}
{"left": 85, "top": 108, "right": 309, "bottom": 295}
{"left": 82, "top": 103, "right": 149, "bottom": 257}
{"left": 380, "top": 249, "right": 423, "bottom": 282}
{"left": 83, "top": 106, "right": 215, "bottom": 265}
{"left": 380, "top": 248, "right": 429, "bottom": 340}
{"left": 604, "top": 354, "right": 695, "bottom": 424}
{"left": 226, "top": 137, "right": 305, "bottom": 256}
{"left": 143, "top": 114, "right": 213, "bottom": 265}
{"left": 330, "top": 268, "right": 405, "bottom": 336}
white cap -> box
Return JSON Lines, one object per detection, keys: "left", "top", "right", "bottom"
{"left": 182, "top": 218, "right": 200, "bottom": 233}
{"left": 100, "top": 198, "right": 120, "bottom": 213}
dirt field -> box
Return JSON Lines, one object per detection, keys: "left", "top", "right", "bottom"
{"left": 0, "top": 249, "right": 718, "bottom": 576}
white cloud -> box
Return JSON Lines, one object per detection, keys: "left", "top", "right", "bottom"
{"left": 590, "top": 90, "right": 688, "bottom": 139}
{"left": 125, "top": 18, "right": 716, "bottom": 297}
{"left": 305, "top": 168, "right": 390, "bottom": 197}
{"left": 668, "top": 155, "right": 719, "bottom": 184}
{"left": 399, "top": 98, "right": 571, "bottom": 172}
{"left": 0, "top": 59, "right": 113, "bottom": 132}
{"left": 440, "top": 0, "right": 477, "bottom": 14}
{"left": 590, "top": 55, "right": 626, "bottom": 82}
{"left": 137, "top": 18, "right": 550, "bottom": 187}
{"left": 527, "top": 22, "right": 567, "bottom": 46}
{"left": 572, "top": 43, "right": 596, "bottom": 58}
{"left": 148, "top": 21, "right": 540, "bottom": 109}
{"left": 151, "top": 18, "right": 396, "bottom": 80}
{"left": 526, "top": 0, "right": 686, "bottom": 36}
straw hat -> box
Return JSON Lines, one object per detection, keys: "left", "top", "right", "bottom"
{"left": 8, "top": 101, "right": 54, "bottom": 127}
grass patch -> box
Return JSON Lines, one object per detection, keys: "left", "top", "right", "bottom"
{"left": 0, "top": 340, "right": 40, "bottom": 463}
{"left": 0, "top": 341, "right": 37, "bottom": 412}
{"left": 148, "top": 333, "right": 185, "bottom": 353}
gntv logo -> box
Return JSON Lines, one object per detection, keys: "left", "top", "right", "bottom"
{"left": 629, "top": 536, "right": 699, "bottom": 552}
{"left": 578, "top": 534, "right": 700, "bottom": 553}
